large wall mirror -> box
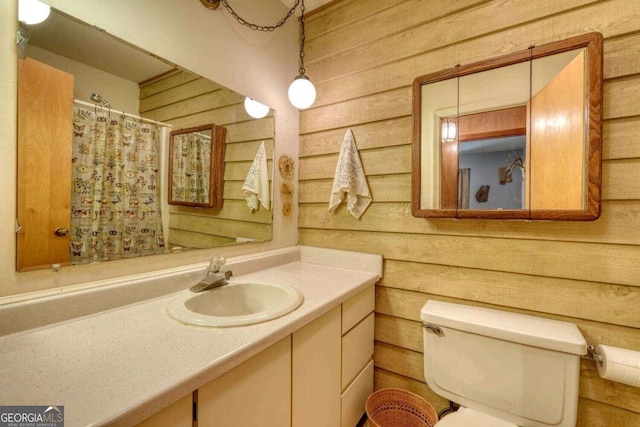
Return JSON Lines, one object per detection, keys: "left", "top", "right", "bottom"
{"left": 16, "top": 6, "right": 274, "bottom": 272}
{"left": 412, "top": 33, "right": 603, "bottom": 220}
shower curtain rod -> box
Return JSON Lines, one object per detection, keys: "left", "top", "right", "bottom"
{"left": 73, "top": 98, "right": 173, "bottom": 128}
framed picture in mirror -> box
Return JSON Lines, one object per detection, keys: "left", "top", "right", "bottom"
{"left": 169, "top": 124, "right": 227, "bottom": 208}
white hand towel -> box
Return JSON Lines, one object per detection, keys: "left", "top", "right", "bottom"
{"left": 328, "top": 129, "right": 371, "bottom": 218}
{"left": 242, "top": 141, "right": 270, "bottom": 212}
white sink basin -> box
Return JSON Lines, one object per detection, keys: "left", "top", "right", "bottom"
{"left": 167, "top": 282, "right": 304, "bottom": 327}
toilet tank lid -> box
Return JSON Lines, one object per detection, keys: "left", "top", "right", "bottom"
{"left": 421, "top": 301, "right": 587, "bottom": 355}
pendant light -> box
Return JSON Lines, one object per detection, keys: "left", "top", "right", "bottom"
{"left": 204, "top": 0, "right": 316, "bottom": 112}
{"left": 287, "top": 0, "right": 316, "bottom": 110}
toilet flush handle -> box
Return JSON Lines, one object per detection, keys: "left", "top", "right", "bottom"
{"left": 423, "top": 323, "right": 444, "bottom": 337}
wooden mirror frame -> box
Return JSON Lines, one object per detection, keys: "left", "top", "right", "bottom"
{"left": 168, "top": 124, "right": 227, "bottom": 208}
{"left": 412, "top": 33, "right": 603, "bottom": 220}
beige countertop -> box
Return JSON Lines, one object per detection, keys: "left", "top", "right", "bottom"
{"left": 0, "top": 247, "right": 381, "bottom": 426}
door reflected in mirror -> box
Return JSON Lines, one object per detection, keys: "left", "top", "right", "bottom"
{"left": 412, "top": 33, "right": 603, "bottom": 220}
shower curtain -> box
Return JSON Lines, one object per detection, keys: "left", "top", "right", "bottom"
{"left": 70, "top": 106, "right": 166, "bottom": 263}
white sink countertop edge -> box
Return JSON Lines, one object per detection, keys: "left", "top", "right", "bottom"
{"left": 0, "top": 246, "right": 381, "bottom": 426}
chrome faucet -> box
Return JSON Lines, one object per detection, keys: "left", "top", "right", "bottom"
{"left": 190, "top": 255, "right": 233, "bottom": 293}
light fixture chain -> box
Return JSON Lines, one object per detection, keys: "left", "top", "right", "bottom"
{"left": 220, "top": 0, "right": 301, "bottom": 32}
{"left": 299, "top": 0, "right": 306, "bottom": 75}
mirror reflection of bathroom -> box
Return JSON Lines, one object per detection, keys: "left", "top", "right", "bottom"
{"left": 16, "top": 6, "right": 274, "bottom": 272}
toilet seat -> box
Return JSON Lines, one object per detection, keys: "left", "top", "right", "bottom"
{"left": 435, "top": 407, "right": 518, "bottom": 427}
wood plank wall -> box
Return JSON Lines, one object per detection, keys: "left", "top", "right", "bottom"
{"left": 298, "top": 0, "right": 640, "bottom": 424}
{"left": 139, "top": 70, "right": 274, "bottom": 248}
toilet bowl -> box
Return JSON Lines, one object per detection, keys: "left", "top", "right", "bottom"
{"left": 421, "top": 300, "right": 587, "bottom": 427}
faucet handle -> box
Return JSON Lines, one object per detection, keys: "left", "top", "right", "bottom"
{"left": 209, "top": 255, "right": 226, "bottom": 273}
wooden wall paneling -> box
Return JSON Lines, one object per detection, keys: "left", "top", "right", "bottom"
{"left": 373, "top": 287, "right": 640, "bottom": 352}
{"left": 580, "top": 360, "right": 640, "bottom": 414}
{"left": 374, "top": 368, "right": 450, "bottom": 410}
{"left": 603, "top": 117, "right": 640, "bottom": 160}
{"left": 299, "top": 229, "right": 640, "bottom": 286}
{"left": 299, "top": 117, "right": 412, "bottom": 157}
{"left": 167, "top": 229, "right": 235, "bottom": 248}
{"left": 381, "top": 260, "right": 640, "bottom": 328}
{"left": 306, "top": 0, "right": 485, "bottom": 63}
{"left": 300, "top": 88, "right": 411, "bottom": 134}
{"left": 299, "top": 200, "right": 640, "bottom": 245}
{"left": 305, "top": 0, "right": 411, "bottom": 40}
{"left": 170, "top": 201, "right": 272, "bottom": 223}
{"left": 375, "top": 313, "right": 422, "bottom": 353}
{"left": 603, "top": 32, "right": 640, "bottom": 79}
{"left": 299, "top": 145, "right": 410, "bottom": 180}
{"left": 604, "top": 76, "right": 640, "bottom": 119}
{"left": 374, "top": 341, "right": 423, "bottom": 382}
{"left": 310, "top": 1, "right": 638, "bottom": 108}
{"left": 603, "top": 159, "right": 640, "bottom": 200}
{"left": 307, "top": 0, "right": 607, "bottom": 85}
{"left": 225, "top": 139, "right": 275, "bottom": 162}
{"left": 139, "top": 79, "right": 224, "bottom": 113}
{"left": 169, "top": 216, "right": 272, "bottom": 241}
{"left": 147, "top": 91, "right": 244, "bottom": 127}
{"left": 301, "top": 0, "right": 640, "bottom": 424}
{"left": 298, "top": 174, "right": 411, "bottom": 204}
{"left": 138, "top": 70, "right": 195, "bottom": 98}
{"left": 225, "top": 118, "right": 275, "bottom": 143}
{"left": 577, "top": 399, "right": 640, "bottom": 425}
{"left": 224, "top": 160, "right": 274, "bottom": 181}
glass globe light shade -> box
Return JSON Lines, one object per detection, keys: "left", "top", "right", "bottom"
{"left": 18, "top": 0, "right": 51, "bottom": 25}
{"left": 244, "top": 97, "right": 270, "bottom": 119}
{"left": 288, "top": 75, "right": 316, "bottom": 110}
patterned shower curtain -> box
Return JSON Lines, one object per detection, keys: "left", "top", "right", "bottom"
{"left": 70, "top": 107, "right": 165, "bottom": 263}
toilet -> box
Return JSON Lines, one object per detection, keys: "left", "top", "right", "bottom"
{"left": 421, "top": 300, "right": 587, "bottom": 427}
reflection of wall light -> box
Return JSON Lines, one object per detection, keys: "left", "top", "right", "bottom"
{"left": 441, "top": 118, "right": 457, "bottom": 143}
{"left": 244, "top": 97, "right": 270, "bottom": 119}
{"left": 18, "top": 0, "right": 51, "bottom": 25}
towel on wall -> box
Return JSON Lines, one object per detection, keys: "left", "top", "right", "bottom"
{"left": 328, "top": 129, "right": 371, "bottom": 219}
{"left": 242, "top": 141, "right": 270, "bottom": 212}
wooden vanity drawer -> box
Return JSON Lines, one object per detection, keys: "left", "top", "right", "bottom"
{"left": 342, "top": 285, "right": 375, "bottom": 334}
{"left": 342, "top": 312, "right": 374, "bottom": 390}
{"left": 341, "top": 359, "right": 374, "bottom": 427}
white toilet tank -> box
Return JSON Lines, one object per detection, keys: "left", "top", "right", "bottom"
{"left": 421, "top": 300, "right": 587, "bottom": 427}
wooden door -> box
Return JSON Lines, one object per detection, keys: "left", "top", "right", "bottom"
{"left": 529, "top": 51, "right": 585, "bottom": 210}
{"left": 17, "top": 58, "right": 73, "bottom": 271}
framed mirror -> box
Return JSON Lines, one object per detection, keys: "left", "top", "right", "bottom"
{"left": 412, "top": 33, "right": 603, "bottom": 220}
{"left": 169, "top": 124, "right": 227, "bottom": 208}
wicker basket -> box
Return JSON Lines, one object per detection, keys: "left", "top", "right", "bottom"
{"left": 365, "top": 388, "right": 438, "bottom": 427}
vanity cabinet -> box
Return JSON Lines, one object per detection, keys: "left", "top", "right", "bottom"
{"left": 292, "top": 305, "right": 342, "bottom": 427}
{"left": 136, "top": 394, "right": 192, "bottom": 427}
{"left": 340, "top": 286, "right": 375, "bottom": 427}
{"left": 137, "top": 285, "right": 375, "bottom": 427}
{"left": 198, "top": 336, "right": 292, "bottom": 427}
